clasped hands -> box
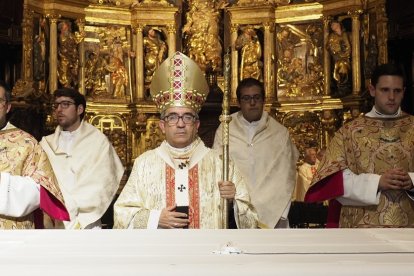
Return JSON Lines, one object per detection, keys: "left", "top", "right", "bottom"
{"left": 158, "top": 181, "right": 236, "bottom": 229}
{"left": 378, "top": 167, "right": 413, "bottom": 191}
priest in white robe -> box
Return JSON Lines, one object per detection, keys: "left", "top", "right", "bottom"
{"left": 213, "top": 78, "right": 299, "bottom": 229}
{"left": 40, "top": 88, "right": 124, "bottom": 229}
{"left": 294, "top": 147, "right": 319, "bottom": 202}
{"left": 114, "top": 52, "right": 258, "bottom": 229}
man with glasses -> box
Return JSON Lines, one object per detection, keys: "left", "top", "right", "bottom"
{"left": 40, "top": 88, "right": 124, "bottom": 229}
{"left": 0, "top": 81, "right": 69, "bottom": 229}
{"left": 213, "top": 78, "right": 298, "bottom": 228}
{"left": 114, "top": 52, "right": 257, "bottom": 229}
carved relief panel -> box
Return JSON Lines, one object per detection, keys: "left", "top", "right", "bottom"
{"left": 134, "top": 115, "right": 165, "bottom": 158}
{"left": 32, "top": 15, "right": 48, "bottom": 93}
{"left": 182, "top": 0, "right": 226, "bottom": 74}
{"left": 142, "top": 27, "right": 168, "bottom": 94}
{"left": 84, "top": 24, "right": 132, "bottom": 102}
{"left": 235, "top": 26, "right": 264, "bottom": 82}
{"left": 281, "top": 111, "right": 322, "bottom": 159}
{"left": 325, "top": 16, "right": 352, "bottom": 98}
{"left": 57, "top": 19, "right": 85, "bottom": 89}
{"left": 276, "top": 22, "right": 324, "bottom": 99}
{"left": 89, "top": 114, "right": 128, "bottom": 166}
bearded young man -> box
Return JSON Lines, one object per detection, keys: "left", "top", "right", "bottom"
{"left": 40, "top": 88, "right": 124, "bottom": 229}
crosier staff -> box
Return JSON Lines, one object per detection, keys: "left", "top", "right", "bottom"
{"left": 220, "top": 48, "right": 232, "bottom": 229}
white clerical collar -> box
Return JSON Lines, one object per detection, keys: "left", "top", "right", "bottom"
{"left": 366, "top": 106, "right": 401, "bottom": 118}
{"left": 59, "top": 120, "right": 83, "bottom": 137}
{"left": 166, "top": 140, "right": 195, "bottom": 155}
{"left": 240, "top": 114, "right": 261, "bottom": 127}
{"left": 60, "top": 130, "right": 76, "bottom": 137}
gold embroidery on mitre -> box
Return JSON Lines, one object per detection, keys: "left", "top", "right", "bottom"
{"left": 150, "top": 52, "right": 209, "bottom": 114}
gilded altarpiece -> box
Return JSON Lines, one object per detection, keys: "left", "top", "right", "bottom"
{"left": 12, "top": 0, "right": 388, "bottom": 180}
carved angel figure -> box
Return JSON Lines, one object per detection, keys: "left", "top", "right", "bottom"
{"left": 182, "top": 0, "right": 225, "bottom": 72}
{"left": 57, "top": 21, "right": 84, "bottom": 88}
{"left": 143, "top": 28, "right": 167, "bottom": 85}
{"left": 107, "top": 56, "right": 128, "bottom": 98}
{"left": 326, "top": 21, "right": 351, "bottom": 86}
{"left": 235, "top": 27, "right": 262, "bottom": 81}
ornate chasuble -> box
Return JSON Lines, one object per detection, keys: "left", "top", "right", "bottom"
{"left": 113, "top": 138, "right": 258, "bottom": 229}
{"left": 0, "top": 125, "right": 68, "bottom": 229}
{"left": 166, "top": 164, "right": 200, "bottom": 228}
{"left": 307, "top": 115, "right": 414, "bottom": 228}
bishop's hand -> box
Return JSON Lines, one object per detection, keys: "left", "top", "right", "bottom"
{"left": 158, "top": 204, "right": 189, "bottom": 229}
{"left": 218, "top": 180, "right": 236, "bottom": 200}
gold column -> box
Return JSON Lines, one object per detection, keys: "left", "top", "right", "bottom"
{"left": 230, "top": 24, "right": 239, "bottom": 101}
{"left": 321, "top": 110, "right": 337, "bottom": 147}
{"left": 48, "top": 14, "right": 60, "bottom": 94}
{"left": 263, "top": 21, "right": 275, "bottom": 102}
{"left": 22, "top": 4, "right": 34, "bottom": 81}
{"left": 323, "top": 16, "right": 331, "bottom": 96}
{"left": 376, "top": 0, "right": 388, "bottom": 64}
{"left": 132, "top": 29, "right": 137, "bottom": 101}
{"left": 134, "top": 24, "right": 144, "bottom": 101}
{"left": 166, "top": 24, "right": 176, "bottom": 56}
{"left": 349, "top": 10, "right": 362, "bottom": 95}
{"left": 77, "top": 19, "right": 86, "bottom": 95}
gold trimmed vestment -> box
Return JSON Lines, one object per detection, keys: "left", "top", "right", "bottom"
{"left": 306, "top": 115, "right": 414, "bottom": 228}
{"left": 114, "top": 138, "right": 258, "bottom": 229}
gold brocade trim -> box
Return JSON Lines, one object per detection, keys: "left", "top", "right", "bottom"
{"left": 166, "top": 165, "right": 175, "bottom": 208}
{"left": 379, "top": 121, "right": 401, "bottom": 143}
{"left": 165, "top": 163, "right": 200, "bottom": 229}
{"left": 0, "top": 127, "right": 66, "bottom": 228}
{"left": 0, "top": 128, "right": 20, "bottom": 135}
{"left": 150, "top": 52, "right": 209, "bottom": 114}
{"left": 340, "top": 191, "right": 414, "bottom": 228}
{"left": 0, "top": 214, "right": 34, "bottom": 229}
{"left": 312, "top": 115, "right": 414, "bottom": 186}
{"left": 314, "top": 115, "right": 414, "bottom": 228}
{"left": 257, "top": 221, "right": 270, "bottom": 229}
{"left": 188, "top": 165, "right": 200, "bottom": 229}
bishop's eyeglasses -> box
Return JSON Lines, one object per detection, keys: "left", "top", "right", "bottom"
{"left": 240, "top": 94, "right": 263, "bottom": 103}
{"left": 52, "top": 101, "right": 76, "bottom": 109}
{"left": 163, "top": 113, "right": 198, "bottom": 126}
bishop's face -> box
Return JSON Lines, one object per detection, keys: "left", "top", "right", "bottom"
{"left": 159, "top": 107, "right": 200, "bottom": 148}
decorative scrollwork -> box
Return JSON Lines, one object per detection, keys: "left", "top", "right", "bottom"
{"left": 282, "top": 111, "right": 322, "bottom": 156}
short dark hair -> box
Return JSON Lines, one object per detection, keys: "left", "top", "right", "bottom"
{"left": 0, "top": 81, "right": 12, "bottom": 102}
{"left": 236, "top": 78, "right": 265, "bottom": 102}
{"left": 371, "top": 63, "right": 406, "bottom": 87}
{"left": 53, "top": 88, "right": 86, "bottom": 120}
